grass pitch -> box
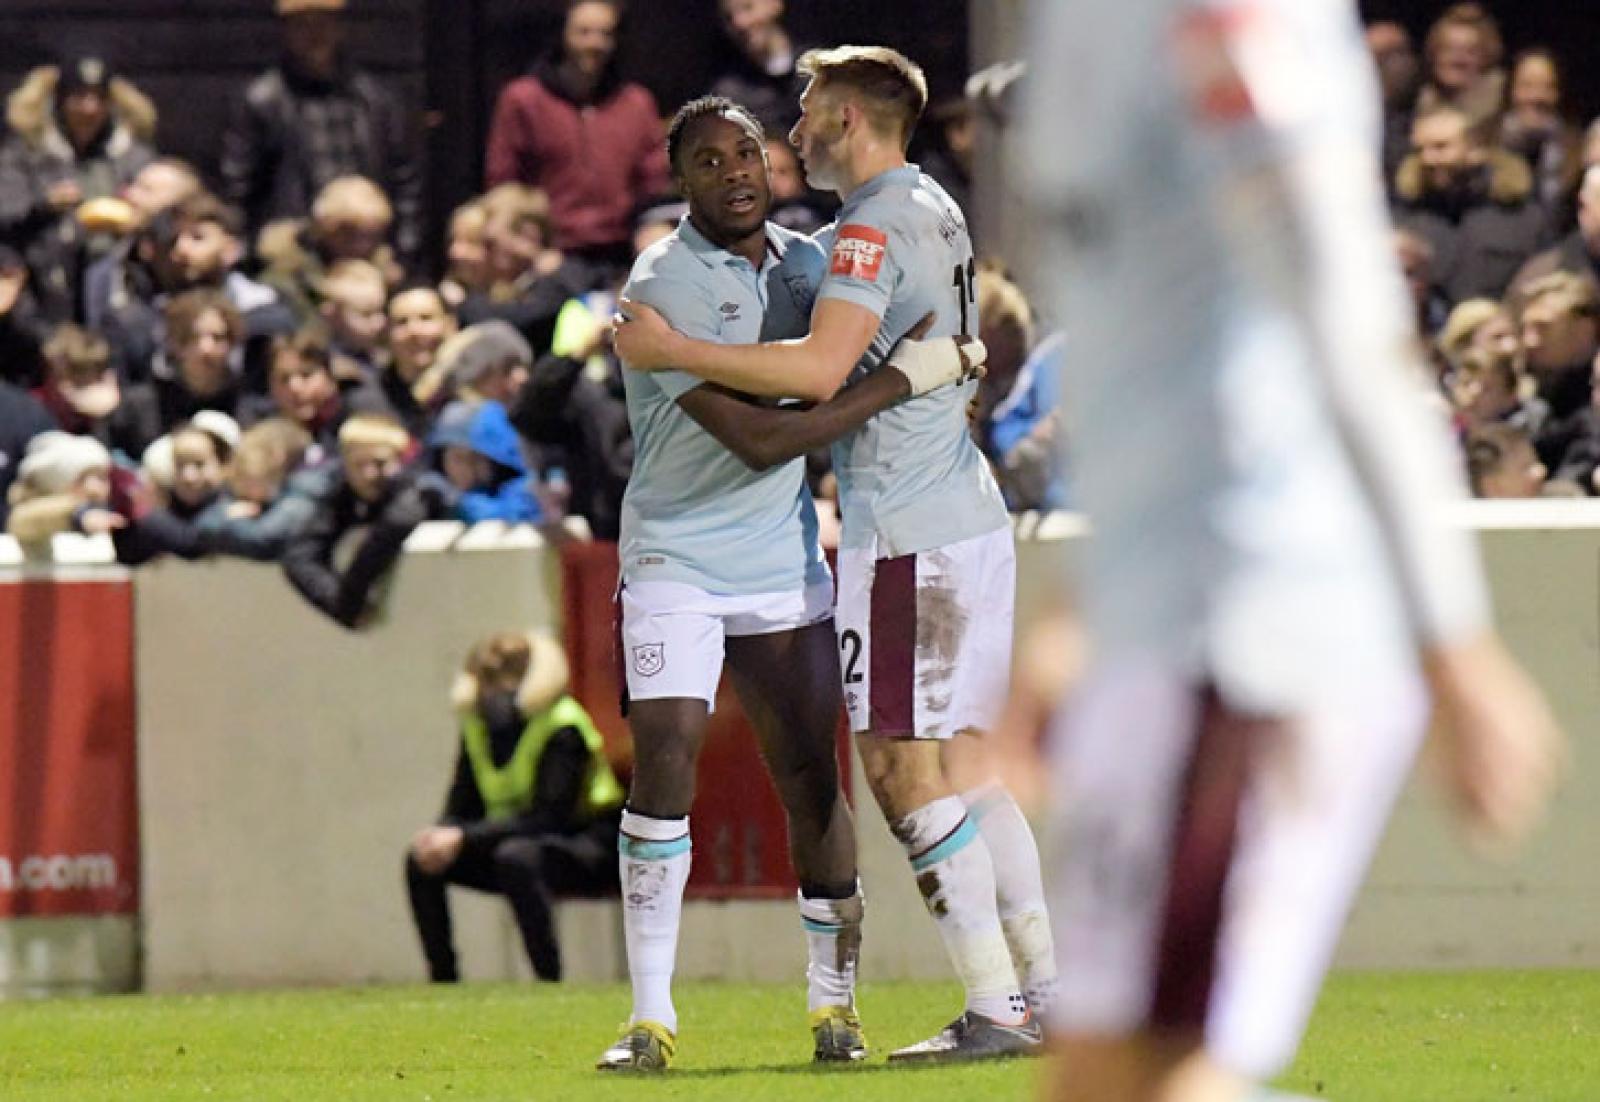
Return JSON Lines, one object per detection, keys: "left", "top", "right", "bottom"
{"left": 2, "top": 972, "right": 1597, "bottom": 1100}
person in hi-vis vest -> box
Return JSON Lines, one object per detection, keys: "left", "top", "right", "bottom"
{"left": 406, "top": 630, "right": 623, "bottom": 982}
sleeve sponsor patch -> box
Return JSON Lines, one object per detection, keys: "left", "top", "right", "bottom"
{"left": 830, "top": 224, "right": 889, "bottom": 282}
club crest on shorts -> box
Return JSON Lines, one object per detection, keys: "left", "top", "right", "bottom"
{"left": 632, "top": 642, "right": 665, "bottom": 677}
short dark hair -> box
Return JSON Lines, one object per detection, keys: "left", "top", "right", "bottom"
{"left": 269, "top": 328, "right": 333, "bottom": 376}
{"left": 170, "top": 192, "right": 244, "bottom": 239}
{"left": 666, "top": 95, "right": 765, "bottom": 177}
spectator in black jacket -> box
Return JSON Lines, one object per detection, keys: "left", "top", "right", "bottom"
{"left": 406, "top": 631, "right": 623, "bottom": 983}
{"left": 0, "top": 248, "right": 49, "bottom": 387}
{"left": 115, "top": 289, "right": 250, "bottom": 456}
{"left": 0, "top": 378, "right": 56, "bottom": 529}
{"left": 282, "top": 413, "right": 454, "bottom": 629}
{"left": 709, "top": 0, "right": 806, "bottom": 136}
{"left": 112, "top": 413, "right": 237, "bottom": 566}
{"left": 195, "top": 418, "right": 318, "bottom": 561}
{"left": 221, "top": 0, "right": 423, "bottom": 266}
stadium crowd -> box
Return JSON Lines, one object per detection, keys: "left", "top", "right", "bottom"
{"left": 0, "top": 0, "right": 1577, "bottom": 625}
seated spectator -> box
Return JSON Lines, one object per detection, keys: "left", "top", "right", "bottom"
{"left": 1511, "top": 165, "right": 1600, "bottom": 295}
{"left": 195, "top": 418, "right": 318, "bottom": 561}
{"left": 319, "top": 259, "right": 389, "bottom": 381}
{"left": 1466, "top": 422, "right": 1548, "bottom": 498}
{"left": 0, "top": 58, "right": 156, "bottom": 323}
{"left": 1449, "top": 346, "right": 1539, "bottom": 434}
{"left": 260, "top": 175, "right": 399, "bottom": 328}
{"left": 440, "top": 199, "right": 491, "bottom": 310}
{"left": 459, "top": 184, "right": 587, "bottom": 352}
{"left": 221, "top": 0, "right": 422, "bottom": 265}
{"left": 430, "top": 400, "right": 542, "bottom": 525}
{"left": 405, "top": 630, "right": 622, "bottom": 983}
{"left": 246, "top": 329, "right": 384, "bottom": 463}
{"left": 1415, "top": 3, "right": 1507, "bottom": 140}
{"left": 1394, "top": 105, "right": 1549, "bottom": 307}
{"left": 1367, "top": 21, "right": 1422, "bottom": 195}
{"left": 0, "top": 247, "right": 47, "bottom": 386}
{"left": 974, "top": 269, "right": 1066, "bottom": 512}
{"left": 117, "top": 289, "right": 249, "bottom": 455}
{"left": 1437, "top": 298, "right": 1520, "bottom": 376}
{"left": 281, "top": 413, "right": 455, "bottom": 629}
{"left": 113, "top": 413, "right": 237, "bottom": 565}
{"left": 0, "top": 376, "right": 56, "bottom": 529}
{"left": 1500, "top": 49, "right": 1582, "bottom": 223}
{"left": 484, "top": 0, "right": 670, "bottom": 280}
{"left": 710, "top": 0, "right": 806, "bottom": 135}
{"left": 31, "top": 323, "right": 147, "bottom": 458}
{"left": 5, "top": 430, "right": 120, "bottom": 545}
{"left": 1517, "top": 272, "right": 1600, "bottom": 473}
{"left": 381, "top": 286, "right": 458, "bottom": 437}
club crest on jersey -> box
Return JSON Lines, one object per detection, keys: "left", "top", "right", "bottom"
{"left": 632, "top": 643, "right": 665, "bottom": 677}
{"left": 831, "top": 224, "right": 888, "bottom": 281}
{"left": 783, "top": 273, "right": 816, "bottom": 313}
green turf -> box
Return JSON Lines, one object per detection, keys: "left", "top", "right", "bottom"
{"left": 0, "top": 973, "right": 1596, "bottom": 1100}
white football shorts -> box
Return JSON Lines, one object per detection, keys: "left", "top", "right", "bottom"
{"left": 618, "top": 577, "right": 835, "bottom": 708}
{"left": 835, "top": 525, "right": 1015, "bottom": 739}
{"left": 1044, "top": 655, "right": 1427, "bottom": 1079}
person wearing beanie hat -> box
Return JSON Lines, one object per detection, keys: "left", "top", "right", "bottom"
{"left": 220, "top": 0, "right": 422, "bottom": 267}
{"left": 0, "top": 59, "right": 157, "bottom": 322}
{"left": 4, "top": 430, "right": 121, "bottom": 545}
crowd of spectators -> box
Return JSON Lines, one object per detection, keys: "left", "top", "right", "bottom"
{"left": 5, "top": 0, "right": 1579, "bottom": 630}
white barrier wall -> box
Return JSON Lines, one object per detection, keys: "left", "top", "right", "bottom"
{"left": 7, "top": 503, "right": 1599, "bottom": 993}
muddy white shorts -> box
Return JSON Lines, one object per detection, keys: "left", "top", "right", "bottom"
{"left": 1044, "top": 655, "right": 1428, "bottom": 1079}
{"left": 618, "top": 577, "right": 835, "bottom": 708}
{"left": 835, "top": 526, "right": 1015, "bottom": 739}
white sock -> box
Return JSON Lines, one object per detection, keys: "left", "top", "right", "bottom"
{"left": 892, "top": 796, "right": 1027, "bottom": 1025}
{"left": 618, "top": 809, "right": 691, "bottom": 1034}
{"left": 962, "top": 782, "right": 1059, "bottom": 1014}
{"left": 798, "top": 885, "right": 863, "bottom": 1013}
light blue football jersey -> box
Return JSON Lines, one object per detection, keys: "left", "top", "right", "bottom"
{"left": 619, "top": 217, "right": 831, "bottom": 595}
{"left": 815, "top": 165, "right": 1009, "bottom": 557}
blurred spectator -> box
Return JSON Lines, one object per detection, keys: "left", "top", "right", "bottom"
{"left": 282, "top": 413, "right": 455, "bottom": 629}
{"left": 1394, "top": 106, "right": 1548, "bottom": 307}
{"left": 1466, "top": 422, "right": 1548, "bottom": 498}
{"left": 1512, "top": 165, "right": 1600, "bottom": 294}
{"left": 630, "top": 198, "right": 685, "bottom": 259}
{"left": 1436, "top": 297, "right": 1520, "bottom": 376}
{"left": 1517, "top": 272, "right": 1599, "bottom": 474}
{"left": 0, "top": 59, "right": 156, "bottom": 323}
{"left": 459, "top": 184, "right": 587, "bottom": 351}
{"left": 382, "top": 286, "right": 458, "bottom": 437}
{"left": 430, "top": 400, "right": 543, "bottom": 525}
{"left": 0, "top": 377, "right": 56, "bottom": 529}
{"left": 5, "top": 430, "right": 119, "bottom": 545}
{"left": 1449, "top": 345, "right": 1538, "bottom": 434}
{"left": 974, "top": 269, "right": 1066, "bottom": 512}
{"left": 1393, "top": 227, "right": 1447, "bottom": 340}
{"left": 440, "top": 200, "right": 491, "bottom": 311}
{"left": 1501, "top": 49, "right": 1581, "bottom": 220}
{"left": 259, "top": 174, "right": 398, "bottom": 329}
{"left": 319, "top": 259, "right": 389, "bottom": 381}
{"left": 405, "top": 631, "right": 622, "bottom": 983}
{"left": 0, "top": 246, "right": 47, "bottom": 386}
{"left": 244, "top": 330, "right": 385, "bottom": 463}
{"left": 32, "top": 324, "right": 144, "bottom": 457}
{"left": 434, "top": 321, "right": 532, "bottom": 408}
{"left": 1415, "top": 3, "right": 1507, "bottom": 139}
{"left": 114, "top": 414, "right": 238, "bottom": 565}
{"left": 508, "top": 339, "right": 631, "bottom": 541}
{"left": 117, "top": 289, "right": 249, "bottom": 454}
{"left": 710, "top": 0, "right": 806, "bottom": 135}
{"left": 81, "top": 157, "right": 202, "bottom": 334}
{"left": 221, "top": 0, "right": 422, "bottom": 265}
{"left": 485, "top": 0, "right": 670, "bottom": 278}
{"left": 920, "top": 98, "right": 975, "bottom": 225}
{"left": 760, "top": 136, "right": 830, "bottom": 236}
{"left": 1367, "top": 21, "right": 1422, "bottom": 192}
{"left": 195, "top": 418, "right": 318, "bottom": 561}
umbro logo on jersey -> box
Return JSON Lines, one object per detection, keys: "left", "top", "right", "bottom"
{"left": 831, "top": 224, "right": 887, "bottom": 281}
{"left": 632, "top": 643, "right": 665, "bottom": 677}
{"left": 720, "top": 302, "right": 740, "bottom": 314}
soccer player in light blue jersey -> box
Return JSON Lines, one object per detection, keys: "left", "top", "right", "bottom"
{"left": 1012, "top": 2, "right": 1563, "bottom": 1100}
{"left": 616, "top": 47, "right": 1054, "bottom": 1063}
{"left": 596, "top": 96, "right": 980, "bottom": 1073}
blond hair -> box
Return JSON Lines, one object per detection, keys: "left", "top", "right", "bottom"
{"left": 798, "top": 45, "right": 929, "bottom": 146}
{"left": 977, "top": 269, "right": 1034, "bottom": 347}
{"left": 481, "top": 183, "right": 552, "bottom": 243}
{"left": 1516, "top": 271, "right": 1600, "bottom": 322}
{"left": 321, "top": 258, "right": 388, "bottom": 303}
{"left": 233, "top": 418, "right": 311, "bottom": 492}
{"left": 337, "top": 412, "right": 410, "bottom": 453}
{"left": 311, "top": 175, "right": 393, "bottom": 229}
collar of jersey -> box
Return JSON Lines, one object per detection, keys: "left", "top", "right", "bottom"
{"left": 676, "top": 215, "right": 787, "bottom": 272}
{"left": 841, "top": 163, "right": 921, "bottom": 210}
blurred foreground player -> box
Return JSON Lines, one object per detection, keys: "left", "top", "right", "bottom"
{"left": 1017, "top": 2, "right": 1563, "bottom": 1101}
